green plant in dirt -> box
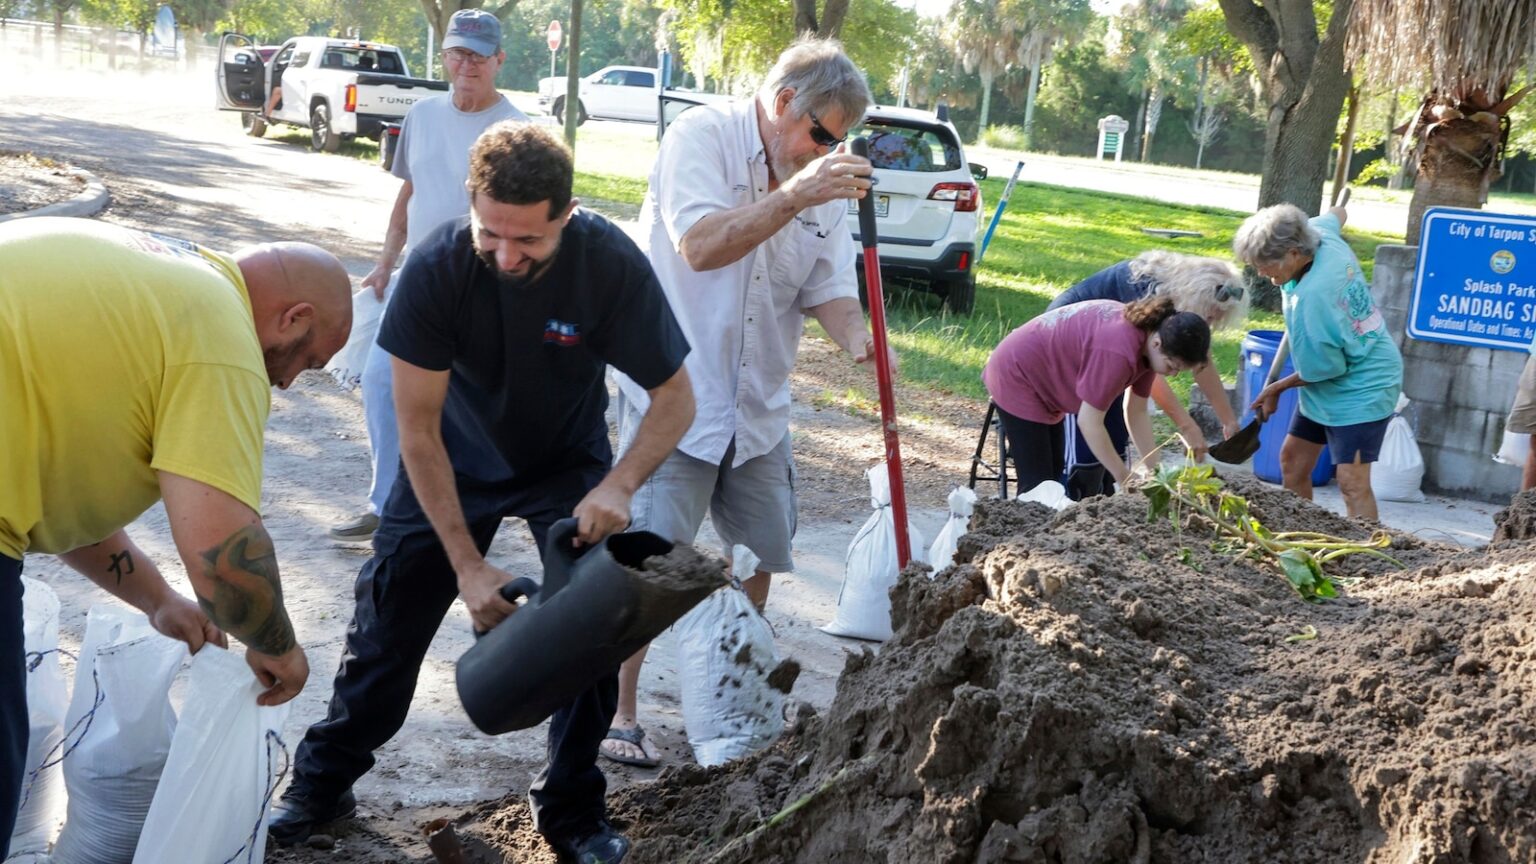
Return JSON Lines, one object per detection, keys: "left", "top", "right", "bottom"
{"left": 1140, "top": 462, "right": 1399, "bottom": 602}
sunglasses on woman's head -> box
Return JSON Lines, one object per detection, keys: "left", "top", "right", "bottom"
{"left": 1215, "top": 282, "right": 1244, "bottom": 302}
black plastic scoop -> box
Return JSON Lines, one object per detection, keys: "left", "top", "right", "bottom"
{"left": 1209, "top": 333, "right": 1290, "bottom": 465}
{"left": 1209, "top": 414, "right": 1264, "bottom": 464}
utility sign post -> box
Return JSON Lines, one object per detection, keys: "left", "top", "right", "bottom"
{"left": 1097, "top": 115, "right": 1129, "bottom": 162}
{"left": 1410, "top": 207, "right": 1536, "bottom": 352}
{"left": 546, "top": 20, "right": 562, "bottom": 79}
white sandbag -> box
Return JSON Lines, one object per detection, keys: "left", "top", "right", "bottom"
{"left": 1373, "top": 397, "right": 1426, "bottom": 503}
{"left": 132, "top": 646, "right": 290, "bottom": 864}
{"left": 1373, "top": 415, "right": 1426, "bottom": 502}
{"left": 1496, "top": 428, "right": 1530, "bottom": 466}
{"left": 927, "top": 486, "right": 977, "bottom": 572}
{"left": 51, "top": 606, "right": 185, "bottom": 864}
{"left": 1017, "top": 479, "right": 1072, "bottom": 511}
{"left": 10, "top": 578, "right": 68, "bottom": 859}
{"left": 822, "top": 466, "right": 928, "bottom": 642}
{"left": 675, "top": 546, "right": 785, "bottom": 767}
{"left": 324, "top": 287, "right": 386, "bottom": 392}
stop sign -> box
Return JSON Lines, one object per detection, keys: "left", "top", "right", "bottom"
{"left": 546, "top": 20, "right": 562, "bottom": 52}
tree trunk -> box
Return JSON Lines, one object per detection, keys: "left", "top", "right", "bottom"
{"left": 820, "top": 0, "right": 850, "bottom": 37}
{"left": 1406, "top": 117, "right": 1502, "bottom": 244}
{"left": 1194, "top": 56, "right": 1208, "bottom": 169}
{"left": 1331, "top": 81, "right": 1360, "bottom": 203}
{"left": 1141, "top": 84, "right": 1162, "bottom": 162}
{"left": 1131, "top": 86, "right": 1147, "bottom": 162}
{"left": 1219, "top": 0, "right": 1354, "bottom": 215}
{"left": 563, "top": 0, "right": 583, "bottom": 150}
{"left": 1022, "top": 58, "right": 1041, "bottom": 149}
{"left": 977, "top": 65, "right": 994, "bottom": 138}
{"left": 793, "top": 0, "right": 818, "bottom": 34}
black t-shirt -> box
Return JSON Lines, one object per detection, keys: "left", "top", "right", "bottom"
{"left": 1046, "top": 260, "right": 1152, "bottom": 311}
{"left": 379, "top": 209, "right": 690, "bottom": 484}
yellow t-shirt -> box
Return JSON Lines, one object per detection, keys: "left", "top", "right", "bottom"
{"left": 0, "top": 218, "right": 270, "bottom": 559}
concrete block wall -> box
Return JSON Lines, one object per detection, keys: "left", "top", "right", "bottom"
{"left": 1372, "top": 244, "right": 1525, "bottom": 502}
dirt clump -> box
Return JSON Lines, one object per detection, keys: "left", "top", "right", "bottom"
{"left": 466, "top": 474, "right": 1536, "bottom": 863}
{"left": 638, "top": 545, "right": 728, "bottom": 592}
{"left": 1492, "top": 489, "right": 1536, "bottom": 542}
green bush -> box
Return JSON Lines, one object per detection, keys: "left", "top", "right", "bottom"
{"left": 980, "top": 124, "right": 1029, "bottom": 150}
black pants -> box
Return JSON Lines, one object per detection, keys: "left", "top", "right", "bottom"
{"left": 289, "top": 465, "right": 615, "bottom": 845}
{"left": 1, "top": 556, "right": 25, "bottom": 861}
{"left": 995, "top": 405, "right": 1066, "bottom": 495}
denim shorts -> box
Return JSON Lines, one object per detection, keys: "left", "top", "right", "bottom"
{"left": 1289, "top": 412, "right": 1391, "bottom": 465}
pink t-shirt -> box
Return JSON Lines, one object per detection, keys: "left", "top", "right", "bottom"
{"left": 982, "top": 300, "right": 1156, "bottom": 423}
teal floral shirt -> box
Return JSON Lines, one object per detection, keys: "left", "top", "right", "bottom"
{"left": 1281, "top": 213, "right": 1403, "bottom": 425}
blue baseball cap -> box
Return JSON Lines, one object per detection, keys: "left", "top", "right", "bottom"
{"left": 443, "top": 9, "right": 501, "bottom": 56}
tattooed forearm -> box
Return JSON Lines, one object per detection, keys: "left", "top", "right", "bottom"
{"left": 107, "top": 550, "right": 135, "bottom": 585}
{"left": 195, "top": 524, "right": 297, "bottom": 656}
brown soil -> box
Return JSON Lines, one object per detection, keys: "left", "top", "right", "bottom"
{"left": 1492, "top": 490, "right": 1536, "bottom": 543}
{"left": 0, "top": 150, "right": 83, "bottom": 213}
{"left": 456, "top": 471, "right": 1536, "bottom": 863}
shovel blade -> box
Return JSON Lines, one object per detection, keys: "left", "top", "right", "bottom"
{"left": 1209, "top": 419, "right": 1263, "bottom": 464}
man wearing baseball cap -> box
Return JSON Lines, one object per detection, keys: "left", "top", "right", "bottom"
{"left": 327, "top": 6, "right": 527, "bottom": 546}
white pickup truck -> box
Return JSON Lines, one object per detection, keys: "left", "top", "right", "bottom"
{"left": 215, "top": 34, "right": 448, "bottom": 152}
{"left": 538, "top": 65, "right": 730, "bottom": 126}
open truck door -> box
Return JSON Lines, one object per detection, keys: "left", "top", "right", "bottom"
{"left": 215, "top": 33, "right": 266, "bottom": 112}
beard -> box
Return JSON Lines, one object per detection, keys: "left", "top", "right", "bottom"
{"left": 766, "top": 134, "right": 814, "bottom": 186}
{"left": 473, "top": 239, "right": 561, "bottom": 289}
{"left": 263, "top": 328, "right": 314, "bottom": 386}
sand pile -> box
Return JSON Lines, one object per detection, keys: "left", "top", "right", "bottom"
{"left": 479, "top": 474, "right": 1536, "bottom": 863}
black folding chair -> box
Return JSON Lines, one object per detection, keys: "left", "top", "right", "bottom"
{"left": 967, "top": 402, "right": 1012, "bottom": 499}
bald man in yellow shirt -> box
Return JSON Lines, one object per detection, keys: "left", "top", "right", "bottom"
{"left": 0, "top": 217, "right": 353, "bottom": 858}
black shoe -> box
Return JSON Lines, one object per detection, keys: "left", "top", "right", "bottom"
{"left": 267, "top": 787, "right": 358, "bottom": 846}
{"left": 548, "top": 821, "right": 631, "bottom": 864}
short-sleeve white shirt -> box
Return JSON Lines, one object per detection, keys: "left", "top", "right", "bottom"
{"left": 616, "top": 99, "right": 859, "bottom": 467}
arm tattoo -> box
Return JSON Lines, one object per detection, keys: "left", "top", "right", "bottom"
{"left": 195, "top": 525, "right": 297, "bottom": 656}
{"left": 107, "top": 551, "right": 135, "bottom": 585}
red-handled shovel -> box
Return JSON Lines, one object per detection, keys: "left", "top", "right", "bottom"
{"left": 850, "top": 136, "right": 911, "bottom": 568}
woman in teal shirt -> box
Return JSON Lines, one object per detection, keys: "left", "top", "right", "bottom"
{"left": 1233, "top": 203, "right": 1403, "bottom": 520}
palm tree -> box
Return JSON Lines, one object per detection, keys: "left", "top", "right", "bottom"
{"left": 1348, "top": 0, "right": 1536, "bottom": 243}
{"left": 946, "top": 0, "right": 1090, "bottom": 139}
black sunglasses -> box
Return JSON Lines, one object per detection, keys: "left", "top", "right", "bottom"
{"left": 807, "top": 109, "right": 846, "bottom": 148}
{"left": 1215, "top": 282, "right": 1245, "bottom": 302}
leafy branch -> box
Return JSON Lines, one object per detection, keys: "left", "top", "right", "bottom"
{"left": 1139, "top": 462, "right": 1399, "bottom": 601}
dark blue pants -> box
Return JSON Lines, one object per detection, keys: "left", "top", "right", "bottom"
{"left": 1, "top": 556, "right": 25, "bottom": 861}
{"left": 1061, "top": 393, "right": 1129, "bottom": 499}
{"left": 289, "top": 465, "right": 615, "bottom": 845}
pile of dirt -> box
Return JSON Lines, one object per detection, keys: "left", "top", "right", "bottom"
{"left": 471, "top": 472, "right": 1536, "bottom": 863}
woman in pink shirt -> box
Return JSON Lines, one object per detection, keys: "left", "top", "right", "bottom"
{"left": 982, "top": 295, "right": 1211, "bottom": 496}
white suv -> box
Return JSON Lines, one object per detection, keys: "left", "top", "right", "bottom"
{"left": 848, "top": 106, "right": 986, "bottom": 314}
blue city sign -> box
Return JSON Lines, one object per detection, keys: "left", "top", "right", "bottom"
{"left": 1410, "top": 207, "right": 1536, "bottom": 352}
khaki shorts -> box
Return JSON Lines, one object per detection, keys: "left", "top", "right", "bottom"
{"left": 1509, "top": 355, "right": 1536, "bottom": 434}
{"left": 617, "top": 396, "right": 797, "bottom": 573}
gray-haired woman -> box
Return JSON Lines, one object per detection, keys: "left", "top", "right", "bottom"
{"left": 1233, "top": 203, "right": 1402, "bottom": 520}
{"left": 1045, "top": 250, "right": 1248, "bottom": 497}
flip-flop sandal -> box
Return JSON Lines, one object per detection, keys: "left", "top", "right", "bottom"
{"left": 600, "top": 725, "right": 661, "bottom": 768}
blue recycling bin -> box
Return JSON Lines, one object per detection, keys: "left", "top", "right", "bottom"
{"left": 1238, "top": 330, "right": 1334, "bottom": 486}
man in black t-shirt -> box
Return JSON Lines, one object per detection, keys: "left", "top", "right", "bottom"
{"left": 270, "top": 122, "right": 694, "bottom": 863}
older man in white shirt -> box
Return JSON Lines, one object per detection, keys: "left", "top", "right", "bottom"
{"left": 606, "top": 37, "right": 892, "bottom": 767}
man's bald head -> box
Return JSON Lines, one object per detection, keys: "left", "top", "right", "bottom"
{"left": 236, "top": 242, "right": 353, "bottom": 389}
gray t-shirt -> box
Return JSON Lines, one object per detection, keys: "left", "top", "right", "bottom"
{"left": 393, "top": 92, "right": 527, "bottom": 254}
